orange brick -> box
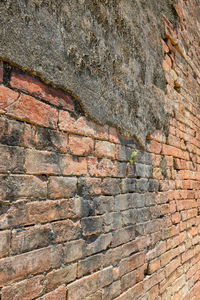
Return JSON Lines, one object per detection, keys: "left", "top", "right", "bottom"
{"left": 165, "top": 256, "right": 181, "bottom": 277}
{"left": 0, "top": 86, "right": 19, "bottom": 113}
{"left": 10, "top": 70, "right": 75, "bottom": 111}
{"left": 59, "top": 110, "right": 108, "bottom": 139}
{"left": 6, "top": 93, "right": 58, "bottom": 129}
{"left": 162, "top": 144, "right": 189, "bottom": 160}
{"left": 148, "top": 258, "right": 161, "bottom": 274}
{"left": 68, "top": 134, "right": 94, "bottom": 156}
{"left": 147, "top": 140, "right": 162, "bottom": 154}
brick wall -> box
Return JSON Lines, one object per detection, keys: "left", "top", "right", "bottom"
{"left": 0, "top": 1, "right": 200, "bottom": 299}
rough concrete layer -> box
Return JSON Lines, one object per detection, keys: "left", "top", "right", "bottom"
{"left": 0, "top": 0, "right": 178, "bottom": 145}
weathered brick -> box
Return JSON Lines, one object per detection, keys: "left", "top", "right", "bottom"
{"left": 25, "top": 149, "right": 61, "bottom": 175}
{"left": 62, "top": 155, "right": 88, "bottom": 176}
{"left": 1, "top": 275, "right": 44, "bottom": 300}
{"left": 68, "top": 134, "right": 94, "bottom": 155}
{"left": 77, "top": 177, "right": 102, "bottom": 197}
{"left": 95, "top": 140, "right": 116, "bottom": 159}
{"left": 0, "top": 175, "right": 47, "bottom": 201}
{"left": 26, "top": 199, "right": 72, "bottom": 224}
{"left": 67, "top": 267, "right": 113, "bottom": 300}
{"left": 0, "top": 245, "right": 62, "bottom": 286}
{"left": 147, "top": 258, "right": 161, "bottom": 274}
{"left": 147, "top": 140, "right": 162, "bottom": 154}
{"left": 38, "top": 286, "right": 66, "bottom": 300}
{"left": 0, "top": 86, "right": 19, "bottom": 113}
{"left": 0, "top": 116, "right": 25, "bottom": 147}
{"left": 6, "top": 93, "right": 58, "bottom": 129}
{"left": 108, "top": 126, "right": 120, "bottom": 143}
{"left": 119, "top": 252, "right": 145, "bottom": 276}
{"left": 0, "top": 62, "right": 3, "bottom": 82}
{"left": 101, "top": 178, "right": 121, "bottom": 195}
{"left": 115, "top": 281, "right": 143, "bottom": 300}
{"left": 111, "top": 226, "right": 135, "bottom": 247}
{"left": 117, "top": 145, "right": 133, "bottom": 161}
{"left": 11, "top": 224, "right": 53, "bottom": 254}
{"left": 81, "top": 216, "right": 103, "bottom": 236}
{"left": 93, "top": 196, "right": 115, "bottom": 215}
{"left": 88, "top": 157, "right": 117, "bottom": 177}
{"left": 48, "top": 176, "right": 77, "bottom": 199}
{"left": 78, "top": 254, "right": 102, "bottom": 277}
{"left": 114, "top": 194, "right": 129, "bottom": 211}
{"left": 24, "top": 123, "right": 68, "bottom": 153}
{"left": 162, "top": 144, "right": 189, "bottom": 160}
{"left": 135, "top": 178, "right": 149, "bottom": 192}
{"left": 121, "top": 209, "right": 136, "bottom": 226}
{"left": 104, "top": 212, "right": 122, "bottom": 232}
{"left": 165, "top": 256, "right": 181, "bottom": 277}
{"left": 0, "top": 230, "right": 10, "bottom": 258}
{"left": 134, "top": 163, "right": 152, "bottom": 178}
{"left": 51, "top": 220, "right": 81, "bottom": 243}
{"left": 10, "top": 70, "right": 75, "bottom": 111}
{"left": 59, "top": 110, "right": 108, "bottom": 139}
{"left": 46, "top": 263, "right": 77, "bottom": 291}
{"left": 63, "top": 239, "right": 85, "bottom": 263}
{"left": 103, "top": 280, "right": 121, "bottom": 299}
{"left": 0, "top": 145, "right": 25, "bottom": 174}
{"left": 120, "top": 178, "right": 136, "bottom": 193}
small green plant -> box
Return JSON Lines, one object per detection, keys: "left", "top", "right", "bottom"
{"left": 130, "top": 151, "right": 138, "bottom": 164}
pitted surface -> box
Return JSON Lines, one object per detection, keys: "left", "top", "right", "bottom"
{"left": 0, "top": 0, "right": 177, "bottom": 144}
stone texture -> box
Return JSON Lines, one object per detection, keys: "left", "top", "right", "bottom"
{"left": 0, "top": 0, "right": 178, "bottom": 144}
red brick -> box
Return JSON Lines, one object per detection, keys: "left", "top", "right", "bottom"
{"left": 0, "top": 86, "right": 19, "bottom": 113}
{"left": 38, "top": 286, "right": 66, "bottom": 300}
{"left": 162, "top": 144, "right": 189, "bottom": 160}
{"left": 165, "top": 256, "right": 181, "bottom": 277}
{"left": 26, "top": 199, "right": 72, "bottom": 224}
{"left": 10, "top": 70, "right": 75, "bottom": 111}
{"left": 58, "top": 110, "right": 108, "bottom": 139}
{"left": 95, "top": 140, "right": 116, "bottom": 159}
{"left": 148, "top": 258, "right": 161, "bottom": 274}
{"left": 108, "top": 126, "right": 120, "bottom": 143}
{"left": 68, "top": 134, "right": 94, "bottom": 156}
{"left": 163, "top": 55, "right": 172, "bottom": 72}
{"left": 50, "top": 219, "right": 81, "bottom": 243}
{"left": 6, "top": 93, "right": 58, "bottom": 129}
{"left": 11, "top": 224, "right": 52, "bottom": 254}
{"left": 88, "top": 157, "right": 117, "bottom": 177}
{"left": 119, "top": 252, "right": 145, "bottom": 276}
{"left": 25, "top": 149, "right": 87, "bottom": 176}
{"left": 1, "top": 275, "right": 44, "bottom": 300}
{"left": 147, "top": 140, "right": 162, "bottom": 154}
{"left": 61, "top": 155, "right": 88, "bottom": 175}
{"left": 116, "top": 282, "right": 143, "bottom": 300}
{"left": 67, "top": 267, "right": 113, "bottom": 300}
{"left": 0, "top": 62, "right": 3, "bottom": 83}
{"left": 0, "top": 174, "right": 47, "bottom": 202}
{"left": 48, "top": 176, "right": 77, "bottom": 199}
{"left": 46, "top": 263, "right": 77, "bottom": 291}
{"left": 0, "top": 245, "right": 62, "bottom": 286}
{"left": 0, "top": 230, "right": 10, "bottom": 258}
